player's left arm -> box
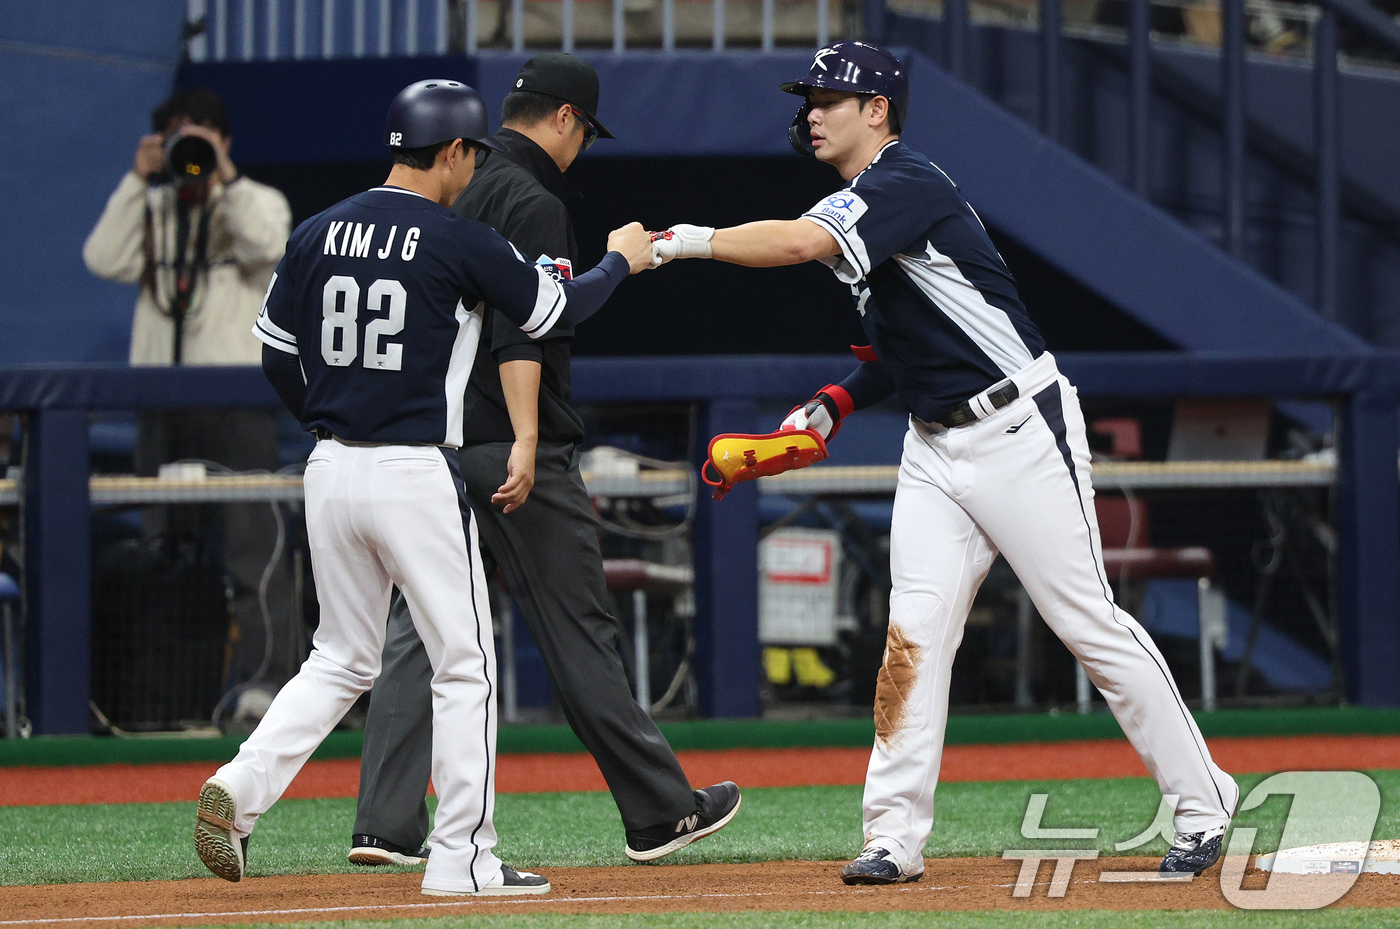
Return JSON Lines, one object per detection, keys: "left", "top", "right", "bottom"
{"left": 462, "top": 222, "right": 652, "bottom": 340}
{"left": 781, "top": 360, "right": 897, "bottom": 440}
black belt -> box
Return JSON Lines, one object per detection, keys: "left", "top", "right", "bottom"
{"left": 312, "top": 426, "right": 442, "bottom": 448}
{"left": 935, "top": 382, "right": 1021, "bottom": 429}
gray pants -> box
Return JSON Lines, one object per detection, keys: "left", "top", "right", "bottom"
{"left": 354, "top": 441, "right": 696, "bottom": 849}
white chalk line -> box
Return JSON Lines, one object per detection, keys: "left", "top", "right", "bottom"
{"left": 1, "top": 871, "right": 1178, "bottom": 925}
{"left": 0, "top": 886, "right": 939, "bottom": 926}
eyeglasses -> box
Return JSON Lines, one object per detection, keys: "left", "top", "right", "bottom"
{"left": 569, "top": 107, "right": 599, "bottom": 152}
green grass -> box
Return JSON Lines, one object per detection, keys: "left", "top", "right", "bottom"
{"left": 163, "top": 912, "right": 1400, "bottom": 929}
{"left": 7, "top": 771, "right": 1400, "bottom": 887}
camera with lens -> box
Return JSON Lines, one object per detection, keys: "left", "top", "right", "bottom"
{"left": 162, "top": 131, "right": 218, "bottom": 187}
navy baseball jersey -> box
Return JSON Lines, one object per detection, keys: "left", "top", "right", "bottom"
{"left": 800, "top": 141, "right": 1046, "bottom": 422}
{"left": 254, "top": 186, "right": 626, "bottom": 447}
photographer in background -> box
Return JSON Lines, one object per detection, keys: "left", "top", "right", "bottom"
{"left": 83, "top": 87, "right": 298, "bottom": 718}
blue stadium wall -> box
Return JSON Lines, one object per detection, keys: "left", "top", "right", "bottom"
{"left": 4, "top": 2, "right": 1398, "bottom": 363}
{"left": 0, "top": 0, "right": 187, "bottom": 365}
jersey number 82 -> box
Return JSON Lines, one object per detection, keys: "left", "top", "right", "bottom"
{"left": 321, "top": 275, "right": 406, "bottom": 371}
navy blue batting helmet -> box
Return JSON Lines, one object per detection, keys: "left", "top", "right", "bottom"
{"left": 384, "top": 79, "right": 509, "bottom": 155}
{"left": 781, "top": 43, "right": 908, "bottom": 155}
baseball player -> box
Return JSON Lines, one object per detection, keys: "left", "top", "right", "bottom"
{"left": 192, "top": 79, "right": 654, "bottom": 896}
{"left": 650, "top": 42, "right": 1239, "bottom": 882}
{"left": 351, "top": 54, "right": 741, "bottom": 869}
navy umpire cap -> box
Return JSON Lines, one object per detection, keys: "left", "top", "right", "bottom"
{"left": 781, "top": 42, "right": 908, "bottom": 133}
{"left": 384, "top": 79, "right": 509, "bottom": 154}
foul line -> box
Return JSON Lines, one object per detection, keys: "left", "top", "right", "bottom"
{"left": 0, "top": 887, "right": 934, "bottom": 926}
{"left": 2, "top": 876, "right": 1164, "bottom": 925}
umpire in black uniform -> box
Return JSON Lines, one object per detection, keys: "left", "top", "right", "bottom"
{"left": 350, "top": 54, "right": 740, "bottom": 866}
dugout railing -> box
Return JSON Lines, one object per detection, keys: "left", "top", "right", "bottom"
{"left": 183, "top": 0, "right": 847, "bottom": 59}
{"left": 0, "top": 352, "right": 1397, "bottom": 734}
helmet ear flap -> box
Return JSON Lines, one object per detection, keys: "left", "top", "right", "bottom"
{"left": 788, "top": 101, "right": 816, "bottom": 157}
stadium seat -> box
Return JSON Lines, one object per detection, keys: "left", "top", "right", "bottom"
{"left": 601, "top": 559, "right": 694, "bottom": 715}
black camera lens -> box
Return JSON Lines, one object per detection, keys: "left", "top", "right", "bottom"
{"left": 164, "top": 132, "right": 217, "bottom": 186}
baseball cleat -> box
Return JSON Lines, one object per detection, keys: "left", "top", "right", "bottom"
{"left": 194, "top": 778, "right": 248, "bottom": 882}
{"left": 1160, "top": 824, "right": 1228, "bottom": 876}
{"left": 625, "top": 781, "right": 743, "bottom": 862}
{"left": 348, "top": 834, "right": 431, "bottom": 866}
{"left": 840, "top": 846, "right": 925, "bottom": 885}
{"left": 421, "top": 865, "right": 551, "bottom": 896}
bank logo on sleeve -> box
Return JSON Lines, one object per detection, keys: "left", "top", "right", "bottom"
{"left": 815, "top": 192, "right": 868, "bottom": 231}
{"left": 535, "top": 255, "right": 574, "bottom": 282}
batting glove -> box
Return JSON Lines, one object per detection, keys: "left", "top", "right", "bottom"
{"left": 780, "top": 384, "right": 854, "bottom": 441}
{"left": 650, "top": 224, "right": 715, "bottom": 268}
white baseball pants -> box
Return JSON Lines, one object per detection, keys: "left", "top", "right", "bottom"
{"left": 862, "top": 352, "right": 1239, "bottom": 865}
{"left": 213, "top": 439, "right": 502, "bottom": 894}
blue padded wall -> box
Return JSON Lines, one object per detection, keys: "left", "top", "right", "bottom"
{"left": 0, "top": 1, "right": 185, "bottom": 364}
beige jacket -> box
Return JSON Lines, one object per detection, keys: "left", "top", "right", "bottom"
{"left": 83, "top": 171, "right": 291, "bottom": 365}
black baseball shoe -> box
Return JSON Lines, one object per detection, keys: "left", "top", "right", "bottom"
{"left": 348, "top": 834, "right": 431, "bottom": 866}
{"left": 422, "top": 864, "right": 550, "bottom": 896}
{"left": 195, "top": 778, "right": 250, "bottom": 882}
{"left": 840, "top": 846, "right": 925, "bottom": 885}
{"left": 1160, "top": 824, "right": 1228, "bottom": 875}
{"left": 625, "top": 781, "right": 742, "bottom": 862}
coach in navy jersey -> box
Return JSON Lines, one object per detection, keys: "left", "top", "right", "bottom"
{"left": 193, "top": 80, "right": 654, "bottom": 896}
{"left": 351, "top": 55, "right": 741, "bottom": 869}
{"left": 650, "top": 43, "right": 1238, "bottom": 884}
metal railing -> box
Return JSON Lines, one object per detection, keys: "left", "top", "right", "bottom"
{"left": 184, "top": 0, "right": 838, "bottom": 59}
{"left": 4, "top": 354, "right": 1398, "bottom": 732}
{"left": 886, "top": 0, "right": 1400, "bottom": 323}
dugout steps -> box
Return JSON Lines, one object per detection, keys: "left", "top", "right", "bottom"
{"left": 2, "top": 706, "right": 1398, "bottom": 768}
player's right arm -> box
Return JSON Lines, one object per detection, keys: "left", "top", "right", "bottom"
{"left": 251, "top": 254, "right": 306, "bottom": 420}
{"left": 655, "top": 166, "right": 939, "bottom": 277}
{"left": 461, "top": 222, "right": 652, "bottom": 339}
{"left": 651, "top": 220, "right": 840, "bottom": 268}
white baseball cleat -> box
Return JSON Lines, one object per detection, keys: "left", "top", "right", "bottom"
{"left": 1160, "top": 824, "right": 1229, "bottom": 876}
{"left": 194, "top": 777, "right": 249, "bottom": 882}
{"left": 840, "top": 845, "right": 925, "bottom": 885}
{"left": 421, "top": 865, "right": 551, "bottom": 896}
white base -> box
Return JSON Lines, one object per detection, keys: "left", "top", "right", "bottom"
{"left": 1098, "top": 871, "right": 1196, "bottom": 883}
{"left": 1256, "top": 839, "right": 1400, "bottom": 875}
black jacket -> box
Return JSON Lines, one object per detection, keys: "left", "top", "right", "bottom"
{"left": 452, "top": 127, "right": 586, "bottom": 444}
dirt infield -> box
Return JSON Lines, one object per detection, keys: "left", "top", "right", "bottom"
{"left": 1, "top": 858, "right": 1396, "bottom": 925}
{"left": 8, "top": 734, "right": 1400, "bottom": 807}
